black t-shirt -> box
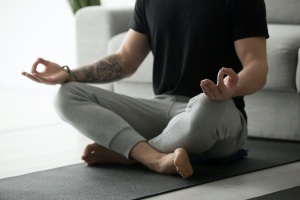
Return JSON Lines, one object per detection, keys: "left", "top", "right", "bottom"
{"left": 129, "top": 0, "right": 269, "bottom": 120}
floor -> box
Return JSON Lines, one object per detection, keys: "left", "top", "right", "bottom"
{"left": 1, "top": 123, "right": 300, "bottom": 200}
{"left": 1, "top": 89, "right": 300, "bottom": 200}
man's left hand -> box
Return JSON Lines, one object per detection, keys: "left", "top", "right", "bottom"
{"left": 200, "top": 67, "right": 239, "bottom": 100}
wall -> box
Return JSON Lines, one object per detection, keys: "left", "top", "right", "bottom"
{"left": 0, "top": 0, "right": 135, "bottom": 132}
{"left": 0, "top": 0, "right": 136, "bottom": 91}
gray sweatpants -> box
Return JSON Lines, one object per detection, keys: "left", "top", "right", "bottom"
{"left": 54, "top": 82, "right": 247, "bottom": 159}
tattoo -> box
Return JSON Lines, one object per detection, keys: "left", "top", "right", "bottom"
{"left": 95, "top": 56, "right": 124, "bottom": 82}
{"left": 71, "top": 55, "right": 125, "bottom": 83}
{"left": 85, "top": 66, "right": 98, "bottom": 82}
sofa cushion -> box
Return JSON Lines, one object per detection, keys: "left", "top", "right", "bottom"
{"left": 297, "top": 50, "right": 300, "bottom": 93}
{"left": 264, "top": 24, "right": 300, "bottom": 92}
{"left": 108, "top": 27, "right": 300, "bottom": 94}
{"left": 245, "top": 90, "right": 300, "bottom": 141}
{"left": 265, "top": 0, "right": 300, "bottom": 24}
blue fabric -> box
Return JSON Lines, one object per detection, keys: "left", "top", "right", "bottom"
{"left": 189, "top": 148, "right": 249, "bottom": 164}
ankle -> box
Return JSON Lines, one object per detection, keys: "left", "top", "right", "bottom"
{"left": 129, "top": 142, "right": 173, "bottom": 173}
{"left": 151, "top": 153, "right": 174, "bottom": 173}
{"left": 140, "top": 152, "right": 165, "bottom": 172}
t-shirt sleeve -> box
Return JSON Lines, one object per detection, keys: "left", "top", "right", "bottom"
{"left": 232, "top": 0, "right": 269, "bottom": 41}
{"left": 128, "top": 0, "right": 147, "bottom": 34}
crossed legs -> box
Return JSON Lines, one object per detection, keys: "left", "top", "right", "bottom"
{"left": 82, "top": 142, "right": 193, "bottom": 178}
{"left": 54, "top": 82, "right": 246, "bottom": 178}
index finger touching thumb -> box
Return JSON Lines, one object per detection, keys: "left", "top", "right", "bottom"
{"left": 223, "top": 68, "right": 238, "bottom": 80}
{"left": 38, "top": 58, "right": 49, "bottom": 65}
{"left": 31, "top": 58, "right": 49, "bottom": 74}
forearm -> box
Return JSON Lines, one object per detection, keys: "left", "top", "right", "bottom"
{"left": 68, "top": 54, "right": 127, "bottom": 83}
{"left": 234, "top": 60, "right": 268, "bottom": 97}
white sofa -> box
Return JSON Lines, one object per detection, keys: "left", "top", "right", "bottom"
{"left": 75, "top": 0, "right": 300, "bottom": 141}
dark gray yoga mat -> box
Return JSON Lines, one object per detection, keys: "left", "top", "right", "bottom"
{"left": 1, "top": 138, "right": 300, "bottom": 200}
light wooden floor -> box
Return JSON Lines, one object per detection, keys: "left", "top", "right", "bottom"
{"left": 0, "top": 123, "right": 299, "bottom": 200}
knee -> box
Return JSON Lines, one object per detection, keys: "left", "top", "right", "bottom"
{"left": 188, "top": 94, "right": 234, "bottom": 123}
{"left": 186, "top": 94, "right": 238, "bottom": 137}
{"left": 53, "top": 82, "right": 81, "bottom": 120}
{"left": 195, "top": 94, "right": 233, "bottom": 111}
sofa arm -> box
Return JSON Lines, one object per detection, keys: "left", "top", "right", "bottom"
{"left": 297, "top": 49, "right": 300, "bottom": 93}
{"left": 75, "top": 6, "right": 134, "bottom": 66}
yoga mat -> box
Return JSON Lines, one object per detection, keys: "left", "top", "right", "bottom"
{"left": 248, "top": 186, "right": 300, "bottom": 200}
{"left": 1, "top": 138, "right": 300, "bottom": 200}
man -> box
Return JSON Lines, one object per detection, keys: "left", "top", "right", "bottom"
{"left": 22, "top": 0, "right": 269, "bottom": 178}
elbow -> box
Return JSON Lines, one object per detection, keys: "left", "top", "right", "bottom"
{"left": 259, "top": 62, "right": 269, "bottom": 89}
{"left": 262, "top": 62, "right": 269, "bottom": 86}
{"left": 261, "top": 75, "right": 267, "bottom": 89}
{"left": 115, "top": 52, "right": 140, "bottom": 78}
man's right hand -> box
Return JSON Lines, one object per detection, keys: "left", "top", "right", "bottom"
{"left": 22, "top": 58, "right": 69, "bottom": 85}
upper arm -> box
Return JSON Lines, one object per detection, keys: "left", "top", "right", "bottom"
{"left": 115, "top": 29, "right": 151, "bottom": 76}
{"left": 234, "top": 37, "right": 268, "bottom": 70}
{"left": 233, "top": 37, "right": 269, "bottom": 94}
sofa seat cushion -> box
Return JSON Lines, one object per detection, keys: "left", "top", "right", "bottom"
{"left": 264, "top": 24, "right": 300, "bottom": 92}
{"left": 297, "top": 50, "right": 300, "bottom": 92}
{"left": 245, "top": 90, "right": 300, "bottom": 141}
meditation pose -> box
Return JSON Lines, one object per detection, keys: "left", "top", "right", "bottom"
{"left": 22, "top": 0, "right": 269, "bottom": 178}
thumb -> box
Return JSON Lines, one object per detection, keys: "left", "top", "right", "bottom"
{"left": 31, "top": 58, "right": 42, "bottom": 74}
{"left": 31, "top": 58, "right": 50, "bottom": 74}
{"left": 217, "top": 67, "right": 225, "bottom": 87}
{"left": 223, "top": 68, "right": 239, "bottom": 83}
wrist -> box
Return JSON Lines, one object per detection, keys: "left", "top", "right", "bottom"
{"left": 61, "top": 65, "right": 71, "bottom": 83}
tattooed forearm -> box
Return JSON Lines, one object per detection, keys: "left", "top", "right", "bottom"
{"left": 70, "top": 55, "right": 125, "bottom": 83}
{"left": 85, "top": 66, "right": 98, "bottom": 82}
{"left": 94, "top": 56, "right": 124, "bottom": 82}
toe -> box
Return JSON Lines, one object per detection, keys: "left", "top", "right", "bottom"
{"left": 82, "top": 143, "right": 99, "bottom": 158}
{"left": 83, "top": 144, "right": 92, "bottom": 157}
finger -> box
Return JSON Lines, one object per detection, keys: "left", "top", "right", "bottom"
{"left": 200, "top": 82, "right": 212, "bottom": 99}
{"left": 223, "top": 68, "right": 239, "bottom": 82}
{"left": 203, "top": 79, "right": 223, "bottom": 100}
{"left": 200, "top": 80, "right": 209, "bottom": 94}
{"left": 201, "top": 80, "right": 214, "bottom": 99}
{"left": 39, "top": 58, "right": 50, "bottom": 65}
{"left": 201, "top": 80, "right": 217, "bottom": 99}
{"left": 204, "top": 80, "right": 223, "bottom": 100}
{"left": 31, "top": 58, "right": 43, "bottom": 74}
{"left": 31, "top": 58, "right": 51, "bottom": 74}
{"left": 22, "top": 72, "right": 41, "bottom": 83}
{"left": 217, "top": 68, "right": 225, "bottom": 87}
{"left": 32, "top": 73, "right": 52, "bottom": 84}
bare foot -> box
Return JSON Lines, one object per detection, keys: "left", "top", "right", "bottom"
{"left": 82, "top": 143, "right": 135, "bottom": 166}
{"left": 173, "top": 148, "right": 193, "bottom": 178}
{"left": 157, "top": 148, "right": 193, "bottom": 178}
